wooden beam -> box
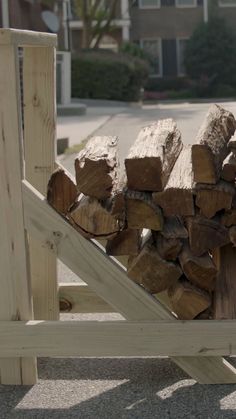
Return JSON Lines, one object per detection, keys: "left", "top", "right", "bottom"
{"left": 59, "top": 283, "right": 115, "bottom": 313}
{"left": 0, "top": 28, "right": 57, "bottom": 47}
{"left": 1, "top": 320, "right": 236, "bottom": 358}
{"left": 22, "top": 180, "right": 236, "bottom": 384}
{"left": 0, "top": 44, "right": 37, "bottom": 384}
{"left": 23, "top": 47, "right": 59, "bottom": 320}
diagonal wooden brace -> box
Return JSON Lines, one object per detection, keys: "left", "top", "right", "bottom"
{"left": 22, "top": 180, "right": 236, "bottom": 384}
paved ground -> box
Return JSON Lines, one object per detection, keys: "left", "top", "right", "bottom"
{"left": 2, "top": 100, "right": 236, "bottom": 419}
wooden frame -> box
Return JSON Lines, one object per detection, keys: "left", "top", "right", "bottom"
{"left": 1, "top": 29, "right": 236, "bottom": 386}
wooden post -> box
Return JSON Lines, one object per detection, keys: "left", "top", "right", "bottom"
{"left": 23, "top": 47, "right": 59, "bottom": 320}
{"left": 0, "top": 44, "right": 37, "bottom": 384}
{"left": 213, "top": 244, "right": 236, "bottom": 319}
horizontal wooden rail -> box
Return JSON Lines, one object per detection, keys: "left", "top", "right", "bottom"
{"left": 0, "top": 320, "right": 236, "bottom": 358}
{"left": 0, "top": 29, "right": 57, "bottom": 47}
{"left": 59, "top": 283, "right": 115, "bottom": 313}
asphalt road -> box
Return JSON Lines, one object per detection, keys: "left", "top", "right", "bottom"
{"left": 2, "top": 100, "right": 236, "bottom": 419}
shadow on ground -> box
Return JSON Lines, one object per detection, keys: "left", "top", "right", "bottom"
{"left": 1, "top": 357, "right": 236, "bottom": 418}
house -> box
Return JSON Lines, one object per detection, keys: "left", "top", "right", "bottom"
{"left": 69, "top": 0, "right": 236, "bottom": 78}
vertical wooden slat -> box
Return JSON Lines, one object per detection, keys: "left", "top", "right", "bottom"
{"left": 0, "top": 44, "right": 37, "bottom": 384}
{"left": 23, "top": 47, "right": 59, "bottom": 320}
{"left": 213, "top": 244, "right": 236, "bottom": 319}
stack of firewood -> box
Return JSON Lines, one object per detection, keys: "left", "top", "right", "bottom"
{"left": 47, "top": 104, "right": 236, "bottom": 320}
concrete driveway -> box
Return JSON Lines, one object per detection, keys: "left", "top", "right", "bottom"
{"left": 1, "top": 100, "right": 236, "bottom": 419}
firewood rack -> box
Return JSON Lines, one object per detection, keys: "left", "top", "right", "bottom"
{"left": 0, "top": 28, "right": 236, "bottom": 386}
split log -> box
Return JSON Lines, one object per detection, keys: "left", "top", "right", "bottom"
{"left": 106, "top": 229, "right": 141, "bottom": 256}
{"left": 228, "top": 133, "right": 236, "bottom": 152}
{"left": 153, "top": 145, "right": 194, "bottom": 216}
{"left": 229, "top": 226, "right": 236, "bottom": 246}
{"left": 47, "top": 167, "right": 78, "bottom": 215}
{"left": 186, "top": 215, "right": 229, "bottom": 256}
{"left": 179, "top": 242, "right": 217, "bottom": 291}
{"left": 192, "top": 104, "right": 236, "bottom": 184}
{"left": 69, "top": 196, "right": 119, "bottom": 239}
{"left": 125, "top": 119, "right": 182, "bottom": 191}
{"left": 127, "top": 241, "right": 182, "bottom": 294}
{"left": 213, "top": 244, "right": 236, "bottom": 319}
{"left": 126, "top": 190, "right": 163, "bottom": 230}
{"left": 221, "top": 209, "right": 236, "bottom": 227}
{"left": 74, "top": 136, "right": 119, "bottom": 199}
{"left": 195, "top": 181, "right": 235, "bottom": 218}
{"left": 168, "top": 279, "right": 211, "bottom": 320}
{"left": 194, "top": 306, "right": 213, "bottom": 320}
{"left": 221, "top": 152, "right": 236, "bottom": 182}
{"left": 161, "top": 216, "right": 188, "bottom": 239}
{"left": 154, "top": 233, "right": 182, "bottom": 261}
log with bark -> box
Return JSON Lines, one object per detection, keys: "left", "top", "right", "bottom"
{"left": 154, "top": 233, "right": 183, "bottom": 261}
{"left": 106, "top": 229, "right": 141, "bottom": 256}
{"left": 153, "top": 145, "right": 195, "bottom": 216}
{"left": 125, "top": 190, "right": 163, "bottom": 230}
{"left": 127, "top": 240, "right": 182, "bottom": 294}
{"left": 168, "top": 278, "right": 211, "bottom": 320}
{"left": 221, "top": 152, "right": 236, "bottom": 182}
{"left": 69, "top": 195, "right": 120, "bottom": 239}
{"left": 75, "top": 136, "right": 119, "bottom": 199}
{"left": 160, "top": 216, "right": 188, "bottom": 239}
{"left": 192, "top": 104, "right": 236, "bottom": 184}
{"left": 179, "top": 242, "right": 217, "bottom": 291}
{"left": 47, "top": 166, "right": 78, "bottom": 215}
{"left": 195, "top": 181, "right": 235, "bottom": 218}
{"left": 125, "top": 119, "right": 183, "bottom": 191}
{"left": 186, "top": 215, "right": 229, "bottom": 256}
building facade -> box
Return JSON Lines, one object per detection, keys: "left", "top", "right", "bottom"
{"left": 129, "top": 0, "right": 236, "bottom": 78}
{"left": 1, "top": 0, "right": 236, "bottom": 78}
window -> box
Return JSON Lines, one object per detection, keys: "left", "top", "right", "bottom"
{"left": 140, "top": 39, "right": 162, "bottom": 76}
{"left": 176, "top": 38, "right": 189, "bottom": 76}
{"left": 176, "top": 0, "right": 197, "bottom": 7}
{"left": 219, "top": 0, "right": 236, "bottom": 6}
{"left": 139, "top": 0, "right": 160, "bottom": 8}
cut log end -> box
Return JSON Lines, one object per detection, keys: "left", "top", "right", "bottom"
{"left": 168, "top": 279, "right": 211, "bottom": 320}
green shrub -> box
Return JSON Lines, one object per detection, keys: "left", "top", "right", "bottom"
{"left": 185, "top": 17, "right": 236, "bottom": 87}
{"left": 72, "top": 51, "right": 149, "bottom": 102}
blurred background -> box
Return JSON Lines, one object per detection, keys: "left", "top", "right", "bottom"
{"left": 2, "top": 0, "right": 236, "bottom": 105}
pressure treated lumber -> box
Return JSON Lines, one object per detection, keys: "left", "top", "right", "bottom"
{"left": 22, "top": 180, "right": 236, "bottom": 383}
{"left": 69, "top": 195, "right": 119, "bottom": 238}
{"left": 179, "top": 243, "right": 217, "bottom": 291}
{"left": 192, "top": 104, "right": 236, "bottom": 184}
{"left": 186, "top": 215, "right": 229, "bottom": 256}
{"left": 168, "top": 280, "right": 211, "bottom": 320}
{"left": 155, "top": 234, "right": 182, "bottom": 261}
{"left": 161, "top": 216, "right": 188, "bottom": 239}
{"left": 221, "top": 152, "right": 236, "bottom": 181}
{"left": 153, "top": 145, "right": 194, "bottom": 216}
{"left": 59, "top": 283, "right": 115, "bottom": 313}
{"left": 221, "top": 209, "right": 236, "bottom": 227}
{"left": 3, "top": 320, "right": 236, "bottom": 358}
{"left": 125, "top": 119, "right": 182, "bottom": 191}
{"left": 213, "top": 244, "right": 236, "bottom": 319}
{"left": 0, "top": 44, "right": 36, "bottom": 384}
{"left": 195, "top": 181, "right": 235, "bottom": 218}
{"left": 75, "top": 136, "right": 119, "bottom": 199}
{"left": 127, "top": 241, "right": 182, "bottom": 294}
{"left": 0, "top": 28, "right": 57, "bottom": 47}
{"left": 47, "top": 167, "right": 78, "bottom": 215}
{"left": 106, "top": 229, "right": 141, "bottom": 256}
{"left": 24, "top": 47, "right": 59, "bottom": 322}
{"left": 126, "top": 190, "right": 163, "bottom": 230}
